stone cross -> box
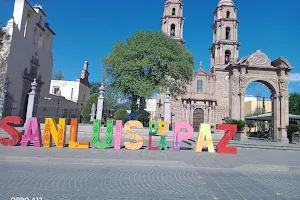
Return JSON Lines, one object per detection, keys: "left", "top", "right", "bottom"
{"left": 199, "top": 61, "right": 202, "bottom": 69}
{"left": 96, "top": 83, "right": 105, "bottom": 121}
{"left": 25, "top": 78, "right": 37, "bottom": 125}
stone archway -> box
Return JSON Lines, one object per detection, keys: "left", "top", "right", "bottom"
{"left": 226, "top": 50, "right": 292, "bottom": 143}
{"left": 193, "top": 108, "right": 204, "bottom": 132}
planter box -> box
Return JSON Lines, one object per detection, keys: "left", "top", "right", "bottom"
{"left": 232, "top": 130, "right": 243, "bottom": 141}
{"left": 291, "top": 133, "right": 300, "bottom": 144}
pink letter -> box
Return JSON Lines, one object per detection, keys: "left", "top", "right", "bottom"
{"left": 21, "top": 117, "right": 42, "bottom": 147}
{"left": 114, "top": 120, "right": 122, "bottom": 149}
{"left": 173, "top": 122, "right": 193, "bottom": 151}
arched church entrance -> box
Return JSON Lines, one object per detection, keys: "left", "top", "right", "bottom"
{"left": 245, "top": 81, "right": 274, "bottom": 141}
{"left": 193, "top": 108, "right": 204, "bottom": 132}
{"left": 226, "top": 50, "right": 292, "bottom": 143}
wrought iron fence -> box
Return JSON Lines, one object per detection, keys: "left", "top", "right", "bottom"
{"left": 33, "top": 97, "right": 91, "bottom": 125}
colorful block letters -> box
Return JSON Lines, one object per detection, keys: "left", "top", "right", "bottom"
{"left": 0, "top": 116, "right": 239, "bottom": 155}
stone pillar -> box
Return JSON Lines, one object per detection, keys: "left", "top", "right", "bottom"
{"left": 90, "top": 103, "right": 96, "bottom": 122}
{"left": 164, "top": 88, "right": 171, "bottom": 127}
{"left": 277, "top": 75, "right": 289, "bottom": 144}
{"left": 278, "top": 94, "right": 289, "bottom": 143}
{"left": 229, "top": 72, "right": 240, "bottom": 119}
{"left": 208, "top": 105, "right": 212, "bottom": 125}
{"left": 189, "top": 105, "right": 193, "bottom": 124}
{"left": 25, "top": 78, "right": 37, "bottom": 125}
{"left": 211, "top": 102, "right": 215, "bottom": 127}
{"left": 204, "top": 102, "right": 209, "bottom": 123}
{"left": 96, "top": 83, "right": 105, "bottom": 120}
{"left": 273, "top": 94, "right": 279, "bottom": 142}
{"left": 186, "top": 104, "right": 190, "bottom": 124}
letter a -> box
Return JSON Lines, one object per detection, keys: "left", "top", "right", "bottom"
{"left": 21, "top": 117, "right": 42, "bottom": 147}
{"left": 195, "top": 123, "right": 215, "bottom": 153}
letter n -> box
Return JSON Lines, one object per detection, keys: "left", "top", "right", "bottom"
{"left": 43, "top": 118, "right": 66, "bottom": 148}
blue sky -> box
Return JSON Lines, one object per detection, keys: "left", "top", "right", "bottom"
{"left": 1, "top": 0, "right": 299, "bottom": 93}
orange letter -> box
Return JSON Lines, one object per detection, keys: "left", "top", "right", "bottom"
{"left": 69, "top": 118, "right": 89, "bottom": 148}
{"left": 124, "top": 120, "right": 143, "bottom": 150}
{"left": 44, "top": 118, "right": 66, "bottom": 148}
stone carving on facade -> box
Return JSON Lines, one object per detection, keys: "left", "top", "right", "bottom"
{"left": 232, "top": 75, "right": 239, "bottom": 86}
{"left": 239, "top": 75, "right": 246, "bottom": 88}
{"left": 247, "top": 50, "right": 271, "bottom": 66}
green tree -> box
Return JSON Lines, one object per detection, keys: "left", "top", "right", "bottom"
{"left": 114, "top": 108, "right": 128, "bottom": 121}
{"left": 90, "top": 81, "right": 101, "bottom": 94}
{"left": 52, "top": 70, "right": 64, "bottom": 80}
{"left": 0, "top": 22, "right": 10, "bottom": 51}
{"left": 102, "top": 31, "right": 194, "bottom": 107}
{"left": 289, "top": 92, "right": 300, "bottom": 115}
{"left": 82, "top": 93, "right": 99, "bottom": 121}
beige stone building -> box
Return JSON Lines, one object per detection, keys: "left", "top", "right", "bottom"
{"left": 156, "top": 0, "right": 292, "bottom": 143}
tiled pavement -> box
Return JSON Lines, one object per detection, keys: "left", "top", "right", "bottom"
{"left": 1, "top": 128, "right": 300, "bottom": 199}
{"left": 1, "top": 162, "right": 299, "bottom": 200}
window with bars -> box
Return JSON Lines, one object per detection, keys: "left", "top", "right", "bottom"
{"left": 197, "top": 80, "right": 203, "bottom": 93}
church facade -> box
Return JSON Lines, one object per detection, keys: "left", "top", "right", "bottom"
{"left": 156, "top": 0, "right": 292, "bottom": 143}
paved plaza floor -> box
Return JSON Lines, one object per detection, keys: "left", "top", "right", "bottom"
{"left": 1, "top": 160, "right": 300, "bottom": 200}
{"left": 1, "top": 127, "right": 300, "bottom": 199}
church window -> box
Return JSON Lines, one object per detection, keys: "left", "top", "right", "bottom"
{"left": 33, "top": 28, "right": 38, "bottom": 44}
{"left": 45, "top": 33, "right": 51, "bottom": 51}
{"left": 38, "top": 32, "right": 43, "bottom": 48}
{"left": 53, "top": 86, "right": 60, "bottom": 95}
{"left": 226, "top": 27, "right": 230, "bottom": 40}
{"left": 24, "top": 10, "right": 32, "bottom": 37}
{"left": 225, "top": 50, "right": 231, "bottom": 64}
{"left": 172, "top": 8, "right": 176, "bottom": 15}
{"left": 29, "top": 66, "right": 37, "bottom": 78}
{"left": 170, "top": 24, "right": 175, "bottom": 37}
{"left": 197, "top": 80, "right": 203, "bottom": 93}
{"left": 226, "top": 11, "right": 230, "bottom": 18}
{"left": 71, "top": 88, "right": 74, "bottom": 99}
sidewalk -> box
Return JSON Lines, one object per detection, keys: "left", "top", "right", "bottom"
{"left": 1, "top": 140, "right": 300, "bottom": 172}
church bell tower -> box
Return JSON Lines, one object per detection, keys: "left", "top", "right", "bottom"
{"left": 210, "top": 0, "right": 240, "bottom": 71}
{"left": 162, "top": 0, "right": 185, "bottom": 44}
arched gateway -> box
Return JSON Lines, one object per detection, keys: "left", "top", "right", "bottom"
{"left": 226, "top": 50, "right": 292, "bottom": 143}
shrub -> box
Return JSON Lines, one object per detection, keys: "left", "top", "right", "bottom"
{"left": 224, "top": 119, "right": 246, "bottom": 130}
{"left": 114, "top": 108, "right": 129, "bottom": 121}
{"left": 286, "top": 124, "right": 299, "bottom": 135}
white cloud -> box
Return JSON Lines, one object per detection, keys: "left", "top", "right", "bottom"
{"left": 289, "top": 73, "right": 300, "bottom": 82}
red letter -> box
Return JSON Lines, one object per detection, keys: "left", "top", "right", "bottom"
{"left": 148, "top": 136, "right": 158, "bottom": 150}
{"left": 216, "top": 124, "right": 237, "bottom": 154}
{"left": 0, "top": 116, "right": 23, "bottom": 146}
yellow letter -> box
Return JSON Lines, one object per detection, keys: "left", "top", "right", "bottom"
{"left": 158, "top": 121, "right": 169, "bottom": 136}
{"left": 195, "top": 123, "right": 215, "bottom": 153}
{"left": 124, "top": 120, "right": 143, "bottom": 150}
